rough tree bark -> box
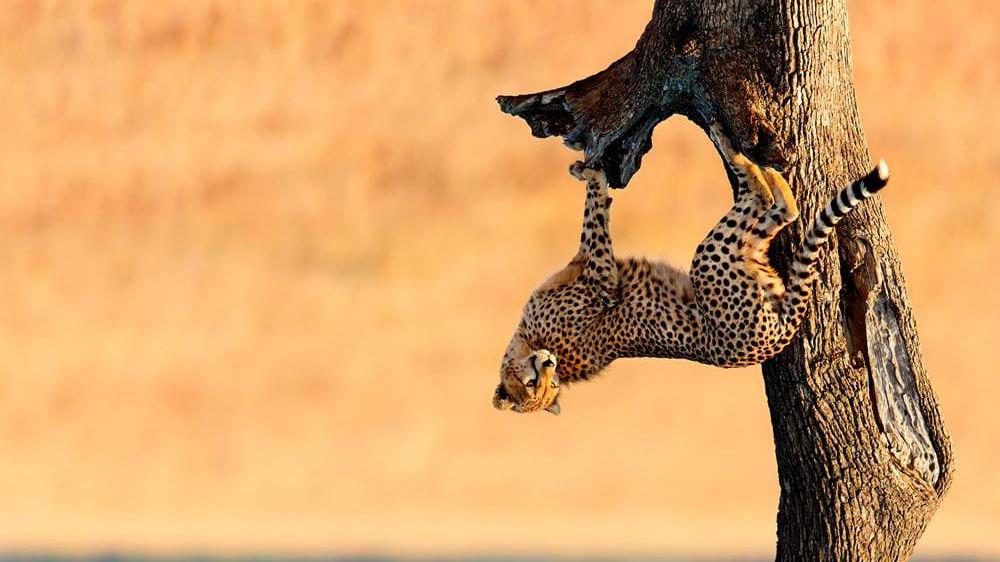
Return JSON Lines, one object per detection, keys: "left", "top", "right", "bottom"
{"left": 497, "top": 2, "right": 953, "bottom": 561}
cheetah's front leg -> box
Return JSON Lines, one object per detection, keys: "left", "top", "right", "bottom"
{"left": 568, "top": 161, "right": 619, "bottom": 307}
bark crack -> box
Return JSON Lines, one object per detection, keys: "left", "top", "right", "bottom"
{"left": 867, "top": 294, "right": 940, "bottom": 486}
{"left": 842, "top": 239, "right": 940, "bottom": 487}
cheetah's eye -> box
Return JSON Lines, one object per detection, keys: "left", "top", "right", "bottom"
{"left": 524, "top": 379, "right": 536, "bottom": 388}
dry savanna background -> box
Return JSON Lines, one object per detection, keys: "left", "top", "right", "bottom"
{"left": 0, "top": 0, "right": 997, "bottom": 559}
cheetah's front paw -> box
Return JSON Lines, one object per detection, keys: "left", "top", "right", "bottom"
{"left": 569, "top": 161, "right": 609, "bottom": 196}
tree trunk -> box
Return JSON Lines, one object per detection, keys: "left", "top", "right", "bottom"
{"left": 497, "top": 1, "right": 953, "bottom": 560}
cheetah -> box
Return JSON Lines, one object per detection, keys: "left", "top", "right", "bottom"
{"left": 493, "top": 128, "right": 890, "bottom": 415}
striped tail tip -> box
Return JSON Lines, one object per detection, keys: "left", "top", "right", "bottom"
{"left": 858, "top": 158, "right": 890, "bottom": 195}
{"left": 877, "top": 158, "right": 889, "bottom": 182}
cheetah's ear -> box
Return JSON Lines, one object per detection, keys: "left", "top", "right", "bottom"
{"left": 492, "top": 384, "right": 514, "bottom": 411}
{"left": 546, "top": 397, "right": 561, "bottom": 416}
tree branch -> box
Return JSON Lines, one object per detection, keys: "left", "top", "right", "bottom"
{"left": 497, "top": 2, "right": 788, "bottom": 187}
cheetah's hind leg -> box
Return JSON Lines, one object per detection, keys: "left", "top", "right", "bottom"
{"left": 727, "top": 153, "right": 775, "bottom": 212}
{"left": 689, "top": 148, "right": 774, "bottom": 326}
{"left": 708, "top": 122, "right": 774, "bottom": 208}
{"left": 763, "top": 168, "right": 799, "bottom": 222}
{"left": 748, "top": 168, "right": 799, "bottom": 258}
{"left": 743, "top": 167, "right": 801, "bottom": 305}
{"left": 708, "top": 121, "right": 739, "bottom": 162}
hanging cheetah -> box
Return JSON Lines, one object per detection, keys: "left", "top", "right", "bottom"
{"left": 493, "top": 129, "right": 890, "bottom": 415}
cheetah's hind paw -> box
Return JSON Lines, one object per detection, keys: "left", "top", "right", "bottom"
{"left": 708, "top": 121, "right": 738, "bottom": 160}
{"left": 730, "top": 153, "right": 775, "bottom": 207}
{"left": 762, "top": 167, "right": 799, "bottom": 221}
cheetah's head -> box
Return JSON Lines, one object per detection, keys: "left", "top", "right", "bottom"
{"left": 493, "top": 336, "right": 561, "bottom": 415}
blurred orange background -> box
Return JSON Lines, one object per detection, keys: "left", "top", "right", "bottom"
{"left": 0, "top": 0, "right": 997, "bottom": 559}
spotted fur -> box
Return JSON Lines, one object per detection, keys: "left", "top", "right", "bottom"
{"left": 493, "top": 140, "right": 889, "bottom": 415}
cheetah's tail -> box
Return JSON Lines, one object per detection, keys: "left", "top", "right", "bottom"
{"left": 781, "top": 160, "right": 890, "bottom": 334}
